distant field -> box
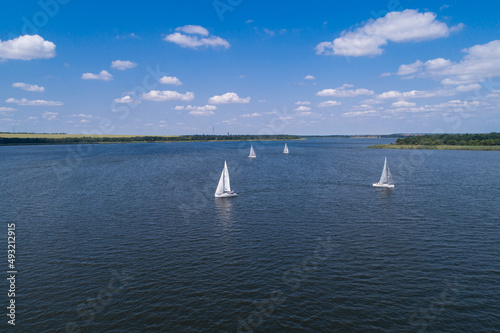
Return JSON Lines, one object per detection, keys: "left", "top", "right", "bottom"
{"left": 368, "top": 144, "right": 500, "bottom": 151}
{"left": 0, "top": 133, "right": 163, "bottom": 139}
{"left": 0, "top": 134, "right": 301, "bottom": 145}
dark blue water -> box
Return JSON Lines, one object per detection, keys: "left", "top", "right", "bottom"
{"left": 1, "top": 139, "right": 499, "bottom": 332}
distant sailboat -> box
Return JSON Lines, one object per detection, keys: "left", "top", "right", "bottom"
{"left": 249, "top": 145, "right": 256, "bottom": 158}
{"left": 283, "top": 143, "right": 289, "bottom": 154}
{"left": 215, "top": 161, "right": 238, "bottom": 197}
{"left": 373, "top": 157, "right": 394, "bottom": 188}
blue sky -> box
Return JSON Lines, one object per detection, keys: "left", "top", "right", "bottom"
{"left": 1, "top": 0, "right": 500, "bottom": 135}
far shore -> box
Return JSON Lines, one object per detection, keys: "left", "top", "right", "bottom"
{"left": 368, "top": 144, "right": 500, "bottom": 151}
{"left": 0, "top": 133, "right": 303, "bottom": 146}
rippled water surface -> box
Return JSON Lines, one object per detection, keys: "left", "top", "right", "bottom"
{"left": 1, "top": 139, "right": 499, "bottom": 332}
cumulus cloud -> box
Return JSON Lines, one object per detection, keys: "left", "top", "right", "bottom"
{"left": 6, "top": 98, "right": 63, "bottom": 106}
{"left": 174, "top": 105, "right": 216, "bottom": 116}
{"left": 241, "top": 113, "right": 261, "bottom": 117}
{"left": 164, "top": 25, "right": 230, "bottom": 49}
{"left": 397, "top": 40, "right": 500, "bottom": 85}
{"left": 42, "top": 111, "right": 58, "bottom": 120}
{"left": 111, "top": 60, "right": 137, "bottom": 70}
{"left": 0, "top": 35, "right": 56, "bottom": 60}
{"left": 175, "top": 104, "right": 216, "bottom": 116}
{"left": 175, "top": 25, "right": 209, "bottom": 36}
{"left": 391, "top": 100, "right": 416, "bottom": 107}
{"left": 294, "top": 106, "right": 311, "bottom": 111}
{"left": 295, "top": 101, "right": 311, "bottom": 105}
{"left": 114, "top": 95, "right": 141, "bottom": 104}
{"left": 316, "top": 10, "right": 460, "bottom": 57}
{"left": 208, "top": 92, "right": 250, "bottom": 104}
{"left": 160, "top": 76, "right": 182, "bottom": 85}
{"left": 316, "top": 84, "right": 374, "bottom": 97}
{"left": 0, "top": 107, "right": 16, "bottom": 112}
{"left": 72, "top": 113, "right": 94, "bottom": 118}
{"left": 304, "top": 75, "right": 316, "bottom": 80}
{"left": 142, "top": 90, "right": 194, "bottom": 101}
{"left": 81, "top": 70, "right": 113, "bottom": 81}
{"left": 12, "top": 82, "right": 45, "bottom": 92}
{"left": 342, "top": 110, "right": 377, "bottom": 117}
{"left": 317, "top": 100, "right": 341, "bottom": 107}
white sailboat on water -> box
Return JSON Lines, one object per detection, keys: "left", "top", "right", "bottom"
{"left": 248, "top": 145, "right": 256, "bottom": 158}
{"left": 283, "top": 143, "right": 289, "bottom": 154}
{"left": 373, "top": 157, "right": 394, "bottom": 188}
{"left": 215, "top": 161, "right": 238, "bottom": 197}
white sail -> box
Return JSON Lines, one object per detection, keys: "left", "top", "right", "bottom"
{"left": 215, "top": 161, "right": 238, "bottom": 197}
{"left": 215, "top": 165, "right": 225, "bottom": 196}
{"left": 283, "top": 143, "right": 289, "bottom": 154}
{"left": 249, "top": 145, "right": 256, "bottom": 158}
{"left": 374, "top": 157, "right": 394, "bottom": 188}
{"left": 379, "top": 157, "right": 388, "bottom": 184}
{"left": 223, "top": 161, "right": 231, "bottom": 192}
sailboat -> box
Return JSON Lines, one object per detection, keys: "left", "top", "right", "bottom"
{"left": 215, "top": 161, "right": 238, "bottom": 197}
{"left": 373, "top": 157, "right": 394, "bottom": 188}
{"left": 248, "top": 145, "right": 256, "bottom": 158}
{"left": 283, "top": 143, "right": 289, "bottom": 154}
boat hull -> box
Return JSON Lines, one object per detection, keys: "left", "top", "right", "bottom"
{"left": 373, "top": 183, "right": 395, "bottom": 188}
{"left": 215, "top": 192, "right": 238, "bottom": 198}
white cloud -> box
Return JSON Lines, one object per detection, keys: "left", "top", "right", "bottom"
{"left": 72, "top": 113, "right": 94, "bottom": 118}
{"left": 0, "top": 107, "right": 16, "bottom": 112}
{"left": 6, "top": 98, "right": 63, "bottom": 106}
{"left": 397, "top": 60, "right": 423, "bottom": 76}
{"left": 175, "top": 105, "right": 216, "bottom": 116}
{"left": 175, "top": 25, "right": 209, "bottom": 36}
{"left": 342, "top": 110, "right": 377, "bottom": 117}
{"left": 391, "top": 100, "right": 416, "bottom": 107}
{"left": 12, "top": 82, "right": 44, "bottom": 92}
{"left": 27, "top": 116, "right": 37, "bottom": 120}
{"left": 245, "top": 20, "right": 254, "bottom": 24}
{"left": 455, "top": 83, "right": 481, "bottom": 92}
{"left": 142, "top": 90, "right": 194, "bottom": 101}
{"left": 316, "top": 84, "right": 374, "bottom": 97}
{"left": 114, "top": 95, "right": 141, "bottom": 104}
{"left": 0, "top": 34, "right": 56, "bottom": 60}
{"left": 317, "top": 100, "right": 341, "bottom": 107}
{"left": 208, "top": 92, "right": 250, "bottom": 104}
{"left": 222, "top": 117, "right": 238, "bottom": 125}
{"left": 164, "top": 26, "right": 230, "bottom": 49}
{"left": 42, "top": 111, "right": 58, "bottom": 120}
{"left": 241, "top": 113, "right": 261, "bottom": 117}
{"left": 295, "top": 101, "right": 311, "bottom": 105}
{"left": 316, "top": 10, "right": 459, "bottom": 57}
{"left": 81, "top": 70, "right": 113, "bottom": 81}
{"left": 111, "top": 60, "right": 137, "bottom": 70}
{"left": 398, "top": 40, "right": 500, "bottom": 85}
{"left": 304, "top": 75, "right": 316, "bottom": 80}
{"left": 159, "top": 76, "right": 182, "bottom": 85}
{"left": 294, "top": 106, "right": 311, "bottom": 111}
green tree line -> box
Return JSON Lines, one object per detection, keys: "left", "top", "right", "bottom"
{"left": 0, "top": 134, "right": 300, "bottom": 145}
{"left": 395, "top": 132, "right": 500, "bottom": 146}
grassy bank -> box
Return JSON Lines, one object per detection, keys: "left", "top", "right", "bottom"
{"left": 368, "top": 144, "right": 500, "bottom": 151}
{"left": 0, "top": 133, "right": 302, "bottom": 146}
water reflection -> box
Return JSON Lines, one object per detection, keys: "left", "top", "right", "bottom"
{"left": 215, "top": 198, "right": 234, "bottom": 229}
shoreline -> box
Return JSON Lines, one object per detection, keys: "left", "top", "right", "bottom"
{"left": 0, "top": 134, "right": 304, "bottom": 146}
{"left": 368, "top": 144, "right": 500, "bottom": 151}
